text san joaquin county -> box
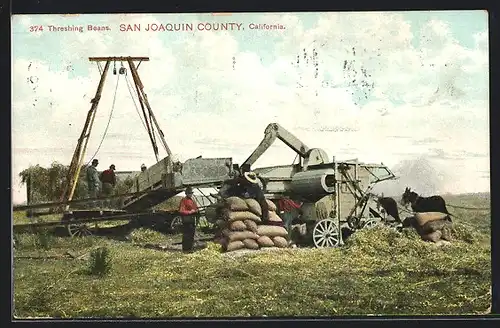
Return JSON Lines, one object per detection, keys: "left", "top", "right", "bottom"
{"left": 119, "top": 22, "right": 286, "bottom": 32}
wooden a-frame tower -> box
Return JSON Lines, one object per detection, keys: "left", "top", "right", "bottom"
{"left": 59, "top": 56, "right": 173, "bottom": 206}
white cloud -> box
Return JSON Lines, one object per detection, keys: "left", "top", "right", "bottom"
{"left": 11, "top": 12, "right": 489, "bottom": 204}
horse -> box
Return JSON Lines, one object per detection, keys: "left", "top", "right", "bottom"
{"left": 377, "top": 197, "right": 401, "bottom": 222}
{"left": 400, "top": 187, "right": 453, "bottom": 220}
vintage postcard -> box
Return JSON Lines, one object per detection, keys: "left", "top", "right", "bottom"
{"left": 11, "top": 11, "right": 491, "bottom": 318}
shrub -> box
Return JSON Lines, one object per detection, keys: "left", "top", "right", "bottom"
{"left": 88, "top": 247, "right": 112, "bottom": 277}
{"left": 36, "top": 229, "right": 53, "bottom": 251}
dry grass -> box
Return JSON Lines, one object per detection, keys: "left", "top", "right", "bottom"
{"left": 12, "top": 193, "right": 491, "bottom": 318}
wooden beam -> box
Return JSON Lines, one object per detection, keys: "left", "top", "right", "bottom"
{"left": 63, "top": 60, "right": 111, "bottom": 206}
{"left": 127, "top": 58, "right": 173, "bottom": 157}
{"left": 89, "top": 57, "right": 149, "bottom": 62}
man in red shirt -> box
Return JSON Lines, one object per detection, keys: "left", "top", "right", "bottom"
{"left": 178, "top": 186, "right": 199, "bottom": 252}
{"left": 277, "top": 198, "right": 303, "bottom": 233}
{"left": 99, "top": 164, "right": 116, "bottom": 208}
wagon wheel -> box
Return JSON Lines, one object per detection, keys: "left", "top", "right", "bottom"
{"left": 66, "top": 220, "right": 94, "bottom": 238}
{"left": 170, "top": 216, "right": 183, "bottom": 233}
{"left": 312, "top": 219, "right": 340, "bottom": 248}
{"left": 362, "top": 219, "right": 381, "bottom": 229}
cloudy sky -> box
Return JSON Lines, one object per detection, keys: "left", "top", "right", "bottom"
{"left": 11, "top": 11, "right": 489, "bottom": 204}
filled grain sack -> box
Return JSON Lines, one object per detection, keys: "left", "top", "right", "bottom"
{"left": 229, "top": 220, "right": 247, "bottom": 231}
{"left": 414, "top": 212, "right": 448, "bottom": 226}
{"left": 223, "top": 209, "right": 262, "bottom": 223}
{"left": 421, "top": 219, "right": 452, "bottom": 234}
{"left": 266, "top": 199, "right": 277, "bottom": 212}
{"left": 245, "top": 198, "right": 262, "bottom": 216}
{"left": 257, "top": 225, "right": 288, "bottom": 238}
{"left": 272, "top": 236, "right": 288, "bottom": 248}
{"left": 225, "top": 196, "right": 249, "bottom": 211}
{"left": 223, "top": 230, "right": 259, "bottom": 242}
{"left": 226, "top": 240, "right": 245, "bottom": 252}
{"left": 269, "top": 211, "right": 282, "bottom": 223}
{"left": 421, "top": 230, "right": 442, "bottom": 242}
{"left": 242, "top": 238, "right": 260, "bottom": 250}
{"left": 257, "top": 235, "right": 275, "bottom": 247}
{"left": 244, "top": 219, "right": 258, "bottom": 233}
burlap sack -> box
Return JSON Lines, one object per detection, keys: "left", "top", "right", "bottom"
{"left": 421, "top": 219, "right": 452, "bottom": 234}
{"left": 229, "top": 220, "right": 247, "bottom": 231}
{"left": 225, "top": 196, "right": 249, "bottom": 211}
{"left": 224, "top": 230, "right": 259, "bottom": 242}
{"left": 245, "top": 198, "right": 262, "bottom": 216}
{"left": 421, "top": 230, "right": 442, "bottom": 242}
{"left": 257, "top": 225, "right": 288, "bottom": 238}
{"left": 269, "top": 211, "right": 282, "bottom": 223}
{"left": 257, "top": 235, "right": 275, "bottom": 247}
{"left": 415, "top": 212, "right": 448, "bottom": 226}
{"left": 272, "top": 236, "right": 288, "bottom": 248}
{"left": 266, "top": 199, "right": 277, "bottom": 212}
{"left": 244, "top": 219, "right": 258, "bottom": 233}
{"left": 224, "top": 210, "right": 262, "bottom": 223}
{"left": 242, "top": 238, "right": 260, "bottom": 250}
{"left": 226, "top": 240, "right": 245, "bottom": 252}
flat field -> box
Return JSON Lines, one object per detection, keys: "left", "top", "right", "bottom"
{"left": 12, "top": 193, "right": 491, "bottom": 318}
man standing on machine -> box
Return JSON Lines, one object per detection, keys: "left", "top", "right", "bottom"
{"left": 100, "top": 164, "right": 117, "bottom": 208}
{"left": 86, "top": 159, "right": 101, "bottom": 208}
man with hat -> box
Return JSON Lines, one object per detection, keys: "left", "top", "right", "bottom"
{"left": 218, "top": 169, "right": 269, "bottom": 222}
{"left": 140, "top": 164, "right": 147, "bottom": 172}
{"left": 100, "top": 164, "right": 117, "bottom": 208}
{"left": 178, "top": 186, "right": 199, "bottom": 252}
{"left": 86, "top": 159, "right": 101, "bottom": 208}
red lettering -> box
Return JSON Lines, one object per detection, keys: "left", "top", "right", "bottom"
{"left": 29, "top": 25, "right": 43, "bottom": 32}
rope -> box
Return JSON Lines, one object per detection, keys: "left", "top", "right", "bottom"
{"left": 446, "top": 204, "right": 490, "bottom": 211}
{"left": 85, "top": 73, "right": 121, "bottom": 166}
{"left": 124, "top": 71, "right": 149, "bottom": 133}
{"left": 369, "top": 192, "right": 490, "bottom": 213}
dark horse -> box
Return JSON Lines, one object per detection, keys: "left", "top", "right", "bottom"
{"left": 377, "top": 197, "right": 401, "bottom": 222}
{"left": 401, "top": 187, "right": 453, "bottom": 220}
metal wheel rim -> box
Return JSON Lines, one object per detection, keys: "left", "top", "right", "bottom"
{"left": 363, "top": 219, "right": 380, "bottom": 229}
{"left": 170, "top": 216, "right": 183, "bottom": 232}
{"left": 67, "top": 223, "right": 93, "bottom": 237}
{"left": 312, "top": 219, "right": 340, "bottom": 248}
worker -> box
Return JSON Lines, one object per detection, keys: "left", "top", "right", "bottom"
{"left": 86, "top": 159, "right": 101, "bottom": 208}
{"left": 278, "top": 198, "right": 303, "bottom": 233}
{"left": 178, "top": 186, "right": 199, "bottom": 252}
{"left": 100, "top": 164, "right": 117, "bottom": 208}
{"left": 141, "top": 164, "right": 147, "bottom": 172}
{"left": 218, "top": 170, "right": 269, "bottom": 222}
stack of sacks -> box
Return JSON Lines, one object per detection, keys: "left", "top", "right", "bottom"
{"left": 408, "top": 212, "right": 453, "bottom": 242}
{"left": 219, "top": 197, "right": 290, "bottom": 252}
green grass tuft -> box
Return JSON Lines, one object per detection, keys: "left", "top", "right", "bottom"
{"left": 88, "top": 247, "right": 112, "bottom": 277}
